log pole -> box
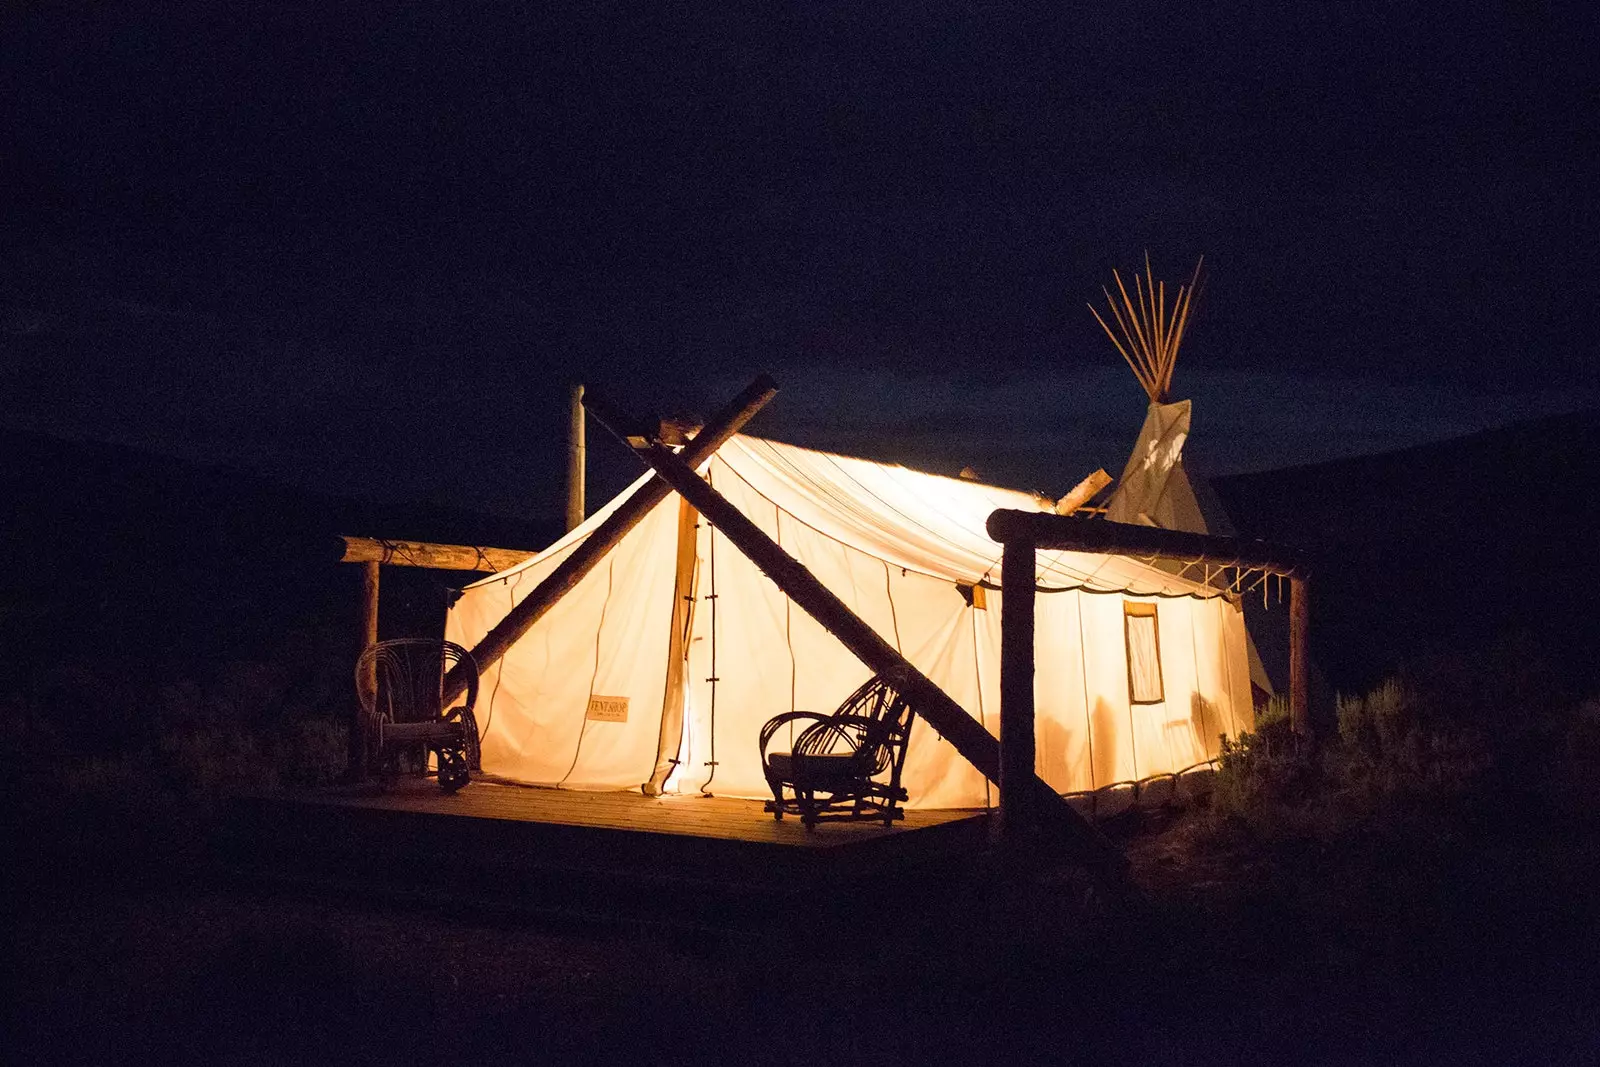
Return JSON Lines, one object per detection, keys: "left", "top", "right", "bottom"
{"left": 588, "top": 397, "right": 1123, "bottom": 876}
{"left": 1053, "top": 469, "right": 1112, "bottom": 515}
{"left": 997, "top": 538, "right": 1038, "bottom": 843}
{"left": 567, "top": 382, "right": 586, "bottom": 532}
{"left": 340, "top": 536, "right": 530, "bottom": 573}
{"left": 351, "top": 560, "right": 380, "bottom": 777}
{"left": 986, "top": 509, "right": 1305, "bottom": 577}
{"left": 1290, "top": 574, "right": 1311, "bottom": 739}
{"left": 443, "top": 373, "right": 777, "bottom": 704}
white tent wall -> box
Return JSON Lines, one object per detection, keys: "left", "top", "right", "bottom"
{"left": 891, "top": 582, "right": 994, "bottom": 808}
{"left": 1219, "top": 596, "right": 1258, "bottom": 739}
{"left": 1075, "top": 593, "right": 1134, "bottom": 788}
{"left": 447, "top": 482, "right": 681, "bottom": 788}
{"left": 1148, "top": 596, "right": 1208, "bottom": 770}
{"left": 1013, "top": 591, "right": 1090, "bottom": 794}
{"left": 447, "top": 435, "right": 1256, "bottom": 809}
{"left": 677, "top": 462, "right": 798, "bottom": 798}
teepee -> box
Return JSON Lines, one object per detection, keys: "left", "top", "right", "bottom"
{"left": 1090, "top": 256, "right": 1274, "bottom": 699}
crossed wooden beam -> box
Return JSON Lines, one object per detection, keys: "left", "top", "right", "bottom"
{"left": 436, "top": 375, "right": 778, "bottom": 703}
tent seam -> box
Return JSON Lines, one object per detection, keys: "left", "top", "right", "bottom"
{"left": 555, "top": 553, "right": 616, "bottom": 788}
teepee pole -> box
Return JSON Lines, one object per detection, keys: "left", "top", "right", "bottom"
{"left": 1089, "top": 255, "right": 1204, "bottom": 405}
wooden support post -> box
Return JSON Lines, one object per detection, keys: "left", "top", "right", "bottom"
{"left": 589, "top": 400, "right": 1122, "bottom": 877}
{"left": 443, "top": 374, "right": 777, "bottom": 704}
{"left": 644, "top": 498, "right": 700, "bottom": 795}
{"left": 1290, "top": 574, "right": 1311, "bottom": 739}
{"left": 351, "top": 560, "right": 380, "bottom": 777}
{"left": 567, "top": 382, "right": 586, "bottom": 532}
{"left": 997, "top": 538, "right": 1038, "bottom": 843}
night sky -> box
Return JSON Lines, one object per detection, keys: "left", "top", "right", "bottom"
{"left": 5, "top": 3, "right": 1597, "bottom": 523}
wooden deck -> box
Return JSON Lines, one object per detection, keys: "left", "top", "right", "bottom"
{"left": 221, "top": 778, "right": 994, "bottom": 927}
{"left": 298, "top": 777, "right": 980, "bottom": 845}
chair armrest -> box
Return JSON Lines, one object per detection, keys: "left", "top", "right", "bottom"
{"left": 759, "top": 711, "right": 833, "bottom": 756}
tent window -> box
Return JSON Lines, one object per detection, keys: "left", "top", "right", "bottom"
{"left": 1124, "top": 602, "right": 1164, "bottom": 704}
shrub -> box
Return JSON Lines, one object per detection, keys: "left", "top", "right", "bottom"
{"left": 157, "top": 726, "right": 278, "bottom": 797}
{"left": 1198, "top": 646, "right": 1600, "bottom": 859}
{"left": 1211, "top": 698, "right": 1315, "bottom": 824}
{"left": 274, "top": 716, "right": 347, "bottom": 787}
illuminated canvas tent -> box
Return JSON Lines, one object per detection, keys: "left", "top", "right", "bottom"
{"left": 446, "top": 434, "right": 1256, "bottom": 809}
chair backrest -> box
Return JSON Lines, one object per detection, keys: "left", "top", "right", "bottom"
{"left": 355, "top": 639, "right": 478, "bottom": 724}
{"left": 815, "top": 674, "right": 915, "bottom": 776}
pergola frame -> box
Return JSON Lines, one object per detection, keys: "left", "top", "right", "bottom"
{"left": 984, "top": 508, "right": 1311, "bottom": 832}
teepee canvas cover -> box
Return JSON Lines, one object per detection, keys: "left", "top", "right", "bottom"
{"left": 446, "top": 435, "right": 1255, "bottom": 808}
{"left": 1106, "top": 399, "right": 1206, "bottom": 530}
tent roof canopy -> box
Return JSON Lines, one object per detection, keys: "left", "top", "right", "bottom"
{"left": 476, "top": 433, "right": 1229, "bottom": 600}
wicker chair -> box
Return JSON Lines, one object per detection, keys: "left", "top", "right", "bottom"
{"left": 760, "top": 674, "right": 915, "bottom": 828}
{"left": 355, "top": 639, "right": 480, "bottom": 793}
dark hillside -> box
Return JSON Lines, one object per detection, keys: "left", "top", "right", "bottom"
{"left": 1215, "top": 408, "right": 1600, "bottom": 692}
{"left": 1, "top": 429, "right": 557, "bottom": 738}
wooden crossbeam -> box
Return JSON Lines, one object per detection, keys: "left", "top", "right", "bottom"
{"left": 585, "top": 392, "right": 1125, "bottom": 877}
{"left": 1053, "top": 469, "right": 1113, "bottom": 515}
{"left": 986, "top": 509, "right": 1307, "bottom": 577}
{"left": 340, "top": 536, "right": 532, "bottom": 573}
{"left": 442, "top": 374, "right": 777, "bottom": 704}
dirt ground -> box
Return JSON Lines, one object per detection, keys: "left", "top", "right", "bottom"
{"left": 10, "top": 795, "right": 1600, "bottom": 1066}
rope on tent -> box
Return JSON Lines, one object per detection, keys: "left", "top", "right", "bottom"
{"left": 558, "top": 554, "right": 617, "bottom": 788}
{"left": 881, "top": 558, "right": 904, "bottom": 653}
{"left": 1077, "top": 597, "right": 1098, "bottom": 796}
{"left": 1189, "top": 595, "right": 1210, "bottom": 748}
{"left": 968, "top": 596, "right": 993, "bottom": 811}
{"left": 700, "top": 471, "right": 721, "bottom": 795}
{"left": 781, "top": 509, "right": 799, "bottom": 756}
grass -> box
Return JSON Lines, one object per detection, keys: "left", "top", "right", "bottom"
{"left": 8, "top": 651, "right": 1600, "bottom": 1062}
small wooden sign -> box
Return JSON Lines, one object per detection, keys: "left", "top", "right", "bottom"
{"left": 586, "top": 695, "right": 629, "bottom": 723}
